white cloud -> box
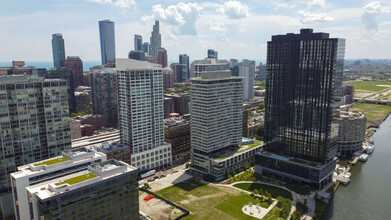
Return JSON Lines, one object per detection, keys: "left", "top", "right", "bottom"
{"left": 309, "top": 0, "right": 325, "bottom": 7}
{"left": 85, "top": 0, "right": 135, "bottom": 9}
{"left": 219, "top": 1, "right": 249, "bottom": 19}
{"left": 361, "top": 1, "right": 390, "bottom": 31}
{"left": 274, "top": 0, "right": 325, "bottom": 9}
{"left": 143, "top": 3, "right": 203, "bottom": 35}
{"left": 208, "top": 22, "right": 229, "bottom": 41}
{"left": 298, "top": 10, "right": 335, "bottom": 23}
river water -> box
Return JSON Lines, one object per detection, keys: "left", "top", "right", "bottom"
{"left": 322, "top": 114, "right": 391, "bottom": 220}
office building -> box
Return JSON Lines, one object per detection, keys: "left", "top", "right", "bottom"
{"left": 164, "top": 117, "right": 191, "bottom": 165}
{"left": 74, "top": 91, "right": 92, "bottom": 113}
{"left": 70, "top": 119, "right": 82, "bottom": 139}
{"left": 255, "top": 29, "right": 345, "bottom": 189}
{"left": 51, "top": 33, "right": 66, "bottom": 68}
{"left": 157, "top": 48, "right": 168, "bottom": 67}
{"left": 41, "top": 68, "right": 76, "bottom": 113}
{"left": 142, "top": 42, "right": 149, "bottom": 54}
{"left": 128, "top": 50, "right": 146, "bottom": 61}
{"left": 93, "top": 142, "right": 131, "bottom": 165}
{"left": 190, "top": 71, "right": 244, "bottom": 180}
{"left": 25, "top": 160, "right": 138, "bottom": 220}
{"left": 0, "top": 75, "right": 71, "bottom": 217}
{"left": 230, "top": 58, "right": 238, "bottom": 67}
{"left": 134, "top": 34, "right": 143, "bottom": 51}
{"left": 99, "top": 19, "right": 116, "bottom": 64}
{"left": 190, "top": 58, "right": 231, "bottom": 78}
{"left": 235, "top": 59, "right": 255, "bottom": 100}
{"left": 162, "top": 66, "right": 174, "bottom": 90}
{"left": 179, "top": 54, "right": 190, "bottom": 80}
{"left": 207, "top": 49, "right": 218, "bottom": 59}
{"left": 171, "top": 63, "right": 187, "bottom": 83}
{"left": 0, "top": 61, "right": 35, "bottom": 75}
{"left": 10, "top": 148, "right": 106, "bottom": 220}
{"left": 164, "top": 97, "right": 175, "bottom": 118}
{"left": 149, "top": 21, "right": 161, "bottom": 61}
{"left": 164, "top": 93, "right": 190, "bottom": 115}
{"left": 64, "top": 56, "right": 84, "bottom": 87}
{"left": 89, "top": 66, "right": 118, "bottom": 127}
{"left": 117, "top": 59, "right": 171, "bottom": 171}
{"left": 338, "top": 111, "right": 366, "bottom": 156}
{"left": 255, "top": 63, "right": 267, "bottom": 80}
{"left": 342, "top": 84, "right": 355, "bottom": 105}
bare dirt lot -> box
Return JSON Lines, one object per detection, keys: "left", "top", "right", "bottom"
{"left": 139, "top": 191, "right": 185, "bottom": 220}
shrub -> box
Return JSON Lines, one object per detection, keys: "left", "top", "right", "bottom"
{"left": 185, "top": 163, "right": 190, "bottom": 169}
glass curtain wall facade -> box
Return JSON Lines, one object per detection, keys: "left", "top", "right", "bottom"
{"left": 99, "top": 20, "right": 116, "bottom": 65}
{"left": 256, "top": 29, "right": 345, "bottom": 189}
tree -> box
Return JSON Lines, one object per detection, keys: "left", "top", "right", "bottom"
{"left": 185, "top": 162, "right": 190, "bottom": 169}
{"left": 256, "top": 124, "right": 264, "bottom": 137}
{"left": 254, "top": 189, "right": 259, "bottom": 195}
{"left": 258, "top": 102, "right": 265, "bottom": 109}
{"left": 259, "top": 188, "right": 264, "bottom": 196}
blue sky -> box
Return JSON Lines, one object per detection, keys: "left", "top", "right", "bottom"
{"left": 0, "top": 0, "right": 390, "bottom": 62}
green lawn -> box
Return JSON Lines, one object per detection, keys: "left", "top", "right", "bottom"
{"left": 233, "top": 183, "right": 293, "bottom": 200}
{"left": 55, "top": 172, "right": 97, "bottom": 186}
{"left": 215, "top": 195, "right": 269, "bottom": 219}
{"left": 350, "top": 103, "right": 391, "bottom": 126}
{"left": 34, "top": 156, "right": 69, "bottom": 166}
{"left": 344, "top": 81, "right": 391, "bottom": 92}
{"left": 263, "top": 206, "right": 281, "bottom": 220}
{"left": 155, "top": 178, "right": 283, "bottom": 220}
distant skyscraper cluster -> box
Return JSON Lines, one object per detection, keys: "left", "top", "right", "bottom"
{"left": 149, "top": 21, "right": 162, "bottom": 61}
{"left": 134, "top": 34, "right": 142, "bottom": 51}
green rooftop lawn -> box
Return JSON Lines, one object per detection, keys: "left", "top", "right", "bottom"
{"left": 233, "top": 183, "right": 293, "bottom": 200}
{"left": 344, "top": 81, "right": 391, "bottom": 92}
{"left": 55, "top": 172, "right": 97, "bottom": 186}
{"left": 238, "top": 141, "right": 263, "bottom": 153}
{"left": 215, "top": 195, "right": 269, "bottom": 219}
{"left": 34, "top": 156, "right": 69, "bottom": 166}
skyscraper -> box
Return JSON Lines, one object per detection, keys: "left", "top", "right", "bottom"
{"left": 99, "top": 20, "right": 116, "bottom": 64}
{"left": 51, "top": 33, "right": 65, "bottom": 68}
{"left": 128, "top": 50, "right": 146, "bottom": 61}
{"left": 170, "top": 63, "right": 187, "bottom": 83}
{"left": 89, "top": 65, "right": 118, "bottom": 127}
{"left": 142, "top": 42, "right": 149, "bottom": 54}
{"left": 157, "top": 48, "right": 168, "bottom": 68}
{"left": 134, "top": 34, "right": 142, "bottom": 51}
{"left": 190, "top": 71, "right": 243, "bottom": 180}
{"left": 179, "top": 54, "right": 190, "bottom": 80}
{"left": 64, "top": 56, "right": 84, "bottom": 87}
{"left": 149, "top": 21, "right": 161, "bottom": 61}
{"left": 116, "top": 59, "right": 171, "bottom": 171}
{"left": 207, "top": 49, "right": 218, "bottom": 59}
{"left": 255, "top": 29, "right": 345, "bottom": 189}
{"left": 236, "top": 59, "right": 255, "bottom": 100}
{"left": 0, "top": 75, "right": 71, "bottom": 217}
{"left": 190, "top": 58, "right": 231, "bottom": 78}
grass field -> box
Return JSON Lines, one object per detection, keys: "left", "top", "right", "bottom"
{"left": 233, "top": 183, "right": 293, "bottom": 200}
{"left": 344, "top": 81, "right": 391, "bottom": 92}
{"left": 155, "top": 178, "right": 286, "bottom": 220}
{"left": 350, "top": 103, "right": 391, "bottom": 127}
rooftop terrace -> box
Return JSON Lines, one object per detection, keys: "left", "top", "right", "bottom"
{"left": 213, "top": 140, "right": 263, "bottom": 160}
{"left": 33, "top": 156, "right": 68, "bottom": 166}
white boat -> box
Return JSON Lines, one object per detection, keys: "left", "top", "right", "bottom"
{"left": 344, "top": 172, "right": 352, "bottom": 178}
{"left": 365, "top": 144, "right": 375, "bottom": 154}
{"left": 359, "top": 154, "right": 369, "bottom": 162}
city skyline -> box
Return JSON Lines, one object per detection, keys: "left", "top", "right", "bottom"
{"left": 0, "top": 0, "right": 390, "bottom": 62}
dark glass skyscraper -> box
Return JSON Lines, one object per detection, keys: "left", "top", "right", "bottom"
{"left": 99, "top": 20, "right": 116, "bottom": 64}
{"left": 255, "top": 29, "right": 345, "bottom": 189}
{"left": 51, "top": 33, "right": 65, "bottom": 68}
{"left": 179, "top": 54, "right": 190, "bottom": 80}
{"left": 134, "top": 34, "right": 142, "bottom": 51}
